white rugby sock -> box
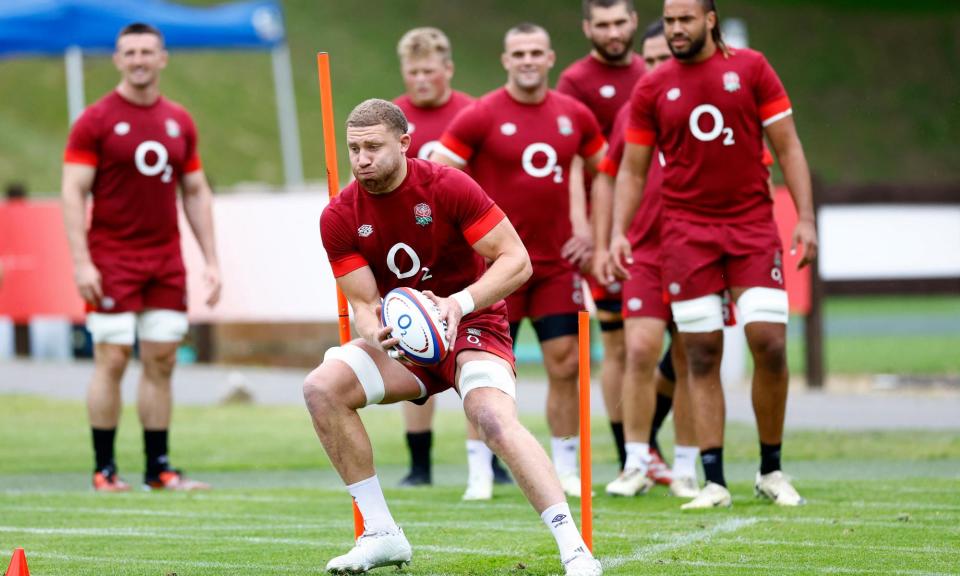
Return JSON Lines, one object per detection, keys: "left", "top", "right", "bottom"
{"left": 624, "top": 442, "right": 651, "bottom": 472}
{"left": 466, "top": 439, "right": 493, "bottom": 479}
{"left": 673, "top": 445, "right": 700, "bottom": 479}
{"left": 541, "top": 502, "right": 591, "bottom": 562}
{"left": 551, "top": 436, "right": 579, "bottom": 477}
{"left": 346, "top": 475, "right": 397, "bottom": 533}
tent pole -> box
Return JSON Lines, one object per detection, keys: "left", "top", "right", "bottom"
{"left": 65, "top": 46, "right": 85, "bottom": 124}
{"left": 271, "top": 43, "right": 304, "bottom": 189}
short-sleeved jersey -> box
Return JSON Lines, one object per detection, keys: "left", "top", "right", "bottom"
{"left": 556, "top": 54, "right": 645, "bottom": 137}
{"left": 627, "top": 48, "right": 791, "bottom": 223}
{"left": 64, "top": 91, "right": 202, "bottom": 256}
{"left": 598, "top": 104, "right": 664, "bottom": 258}
{"left": 394, "top": 91, "right": 474, "bottom": 160}
{"left": 321, "top": 158, "right": 507, "bottom": 308}
{"left": 438, "top": 88, "right": 605, "bottom": 264}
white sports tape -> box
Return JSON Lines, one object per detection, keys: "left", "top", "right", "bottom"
{"left": 737, "top": 287, "right": 789, "bottom": 325}
{"left": 137, "top": 309, "right": 189, "bottom": 342}
{"left": 86, "top": 312, "right": 137, "bottom": 345}
{"left": 458, "top": 360, "right": 516, "bottom": 400}
{"left": 671, "top": 294, "right": 724, "bottom": 333}
{"left": 323, "top": 345, "right": 386, "bottom": 406}
{"left": 451, "top": 289, "right": 475, "bottom": 316}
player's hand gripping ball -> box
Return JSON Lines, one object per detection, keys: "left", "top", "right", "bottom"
{"left": 381, "top": 287, "right": 449, "bottom": 366}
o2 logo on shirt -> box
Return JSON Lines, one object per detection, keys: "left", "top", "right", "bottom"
{"left": 521, "top": 143, "right": 563, "bottom": 184}
{"left": 134, "top": 140, "right": 174, "bottom": 183}
{"left": 387, "top": 242, "right": 433, "bottom": 282}
{"left": 688, "top": 104, "right": 735, "bottom": 146}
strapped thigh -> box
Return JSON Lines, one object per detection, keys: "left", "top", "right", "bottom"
{"left": 458, "top": 360, "right": 516, "bottom": 400}
{"left": 323, "top": 344, "right": 386, "bottom": 406}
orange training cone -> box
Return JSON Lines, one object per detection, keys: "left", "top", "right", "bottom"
{"left": 5, "top": 547, "right": 30, "bottom": 576}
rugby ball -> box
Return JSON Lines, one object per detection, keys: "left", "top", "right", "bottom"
{"left": 381, "top": 287, "right": 449, "bottom": 366}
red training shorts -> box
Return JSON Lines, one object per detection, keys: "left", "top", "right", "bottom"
{"left": 660, "top": 216, "right": 785, "bottom": 302}
{"left": 90, "top": 250, "right": 187, "bottom": 313}
{"left": 406, "top": 304, "right": 516, "bottom": 397}
{"left": 505, "top": 260, "right": 585, "bottom": 323}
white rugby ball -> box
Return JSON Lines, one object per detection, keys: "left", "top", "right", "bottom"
{"left": 381, "top": 287, "right": 449, "bottom": 366}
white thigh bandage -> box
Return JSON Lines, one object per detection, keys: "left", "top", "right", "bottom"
{"left": 86, "top": 312, "right": 137, "bottom": 345}
{"left": 737, "top": 287, "right": 789, "bottom": 325}
{"left": 671, "top": 294, "right": 724, "bottom": 333}
{"left": 458, "top": 360, "right": 516, "bottom": 400}
{"left": 137, "top": 309, "right": 189, "bottom": 342}
{"left": 323, "top": 345, "right": 386, "bottom": 406}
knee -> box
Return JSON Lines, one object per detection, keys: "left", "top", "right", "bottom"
{"left": 750, "top": 332, "right": 787, "bottom": 373}
{"left": 545, "top": 346, "right": 579, "bottom": 382}
{"left": 98, "top": 345, "right": 132, "bottom": 377}
{"left": 686, "top": 340, "right": 722, "bottom": 378}
{"left": 625, "top": 337, "right": 660, "bottom": 375}
{"left": 472, "top": 404, "right": 509, "bottom": 450}
{"left": 302, "top": 365, "right": 343, "bottom": 416}
{"left": 142, "top": 349, "right": 177, "bottom": 379}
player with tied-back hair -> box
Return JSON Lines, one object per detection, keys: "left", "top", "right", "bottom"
{"left": 608, "top": 0, "right": 818, "bottom": 509}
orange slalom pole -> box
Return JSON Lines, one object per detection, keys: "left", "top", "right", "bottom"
{"left": 317, "top": 52, "right": 364, "bottom": 540}
{"left": 578, "top": 310, "right": 593, "bottom": 552}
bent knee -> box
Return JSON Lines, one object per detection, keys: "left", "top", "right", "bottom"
{"left": 303, "top": 363, "right": 353, "bottom": 411}
{"left": 472, "top": 404, "right": 510, "bottom": 448}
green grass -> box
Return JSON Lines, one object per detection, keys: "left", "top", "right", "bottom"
{"left": 2, "top": 396, "right": 959, "bottom": 574}
{"left": 2, "top": 0, "right": 959, "bottom": 193}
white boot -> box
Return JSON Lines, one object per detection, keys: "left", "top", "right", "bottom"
{"left": 325, "top": 527, "right": 412, "bottom": 574}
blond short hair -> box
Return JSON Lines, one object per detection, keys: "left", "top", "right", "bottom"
{"left": 346, "top": 99, "right": 408, "bottom": 135}
{"left": 397, "top": 27, "right": 452, "bottom": 63}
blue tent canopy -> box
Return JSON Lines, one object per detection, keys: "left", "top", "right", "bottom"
{"left": 0, "top": 0, "right": 285, "bottom": 58}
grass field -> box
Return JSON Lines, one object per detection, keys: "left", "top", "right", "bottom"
{"left": 2, "top": 396, "right": 959, "bottom": 575}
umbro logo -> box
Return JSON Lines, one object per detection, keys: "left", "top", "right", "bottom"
{"left": 551, "top": 514, "right": 568, "bottom": 524}
{"left": 358, "top": 224, "right": 373, "bottom": 237}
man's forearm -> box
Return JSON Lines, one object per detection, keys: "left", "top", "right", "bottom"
{"left": 592, "top": 174, "right": 615, "bottom": 251}
{"left": 183, "top": 190, "right": 219, "bottom": 266}
{"left": 61, "top": 188, "right": 91, "bottom": 266}
{"left": 458, "top": 251, "right": 530, "bottom": 312}
{"left": 612, "top": 168, "right": 645, "bottom": 237}
{"left": 780, "top": 145, "right": 815, "bottom": 222}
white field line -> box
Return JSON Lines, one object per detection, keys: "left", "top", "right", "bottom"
{"left": 602, "top": 517, "right": 758, "bottom": 569}
{"left": 16, "top": 550, "right": 329, "bottom": 574}
{"left": 0, "top": 526, "right": 517, "bottom": 557}
{"left": 669, "top": 559, "right": 957, "bottom": 576}
{"left": 728, "top": 537, "right": 958, "bottom": 556}
{"left": 7, "top": 502, "right": 958, "bottom": 534}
